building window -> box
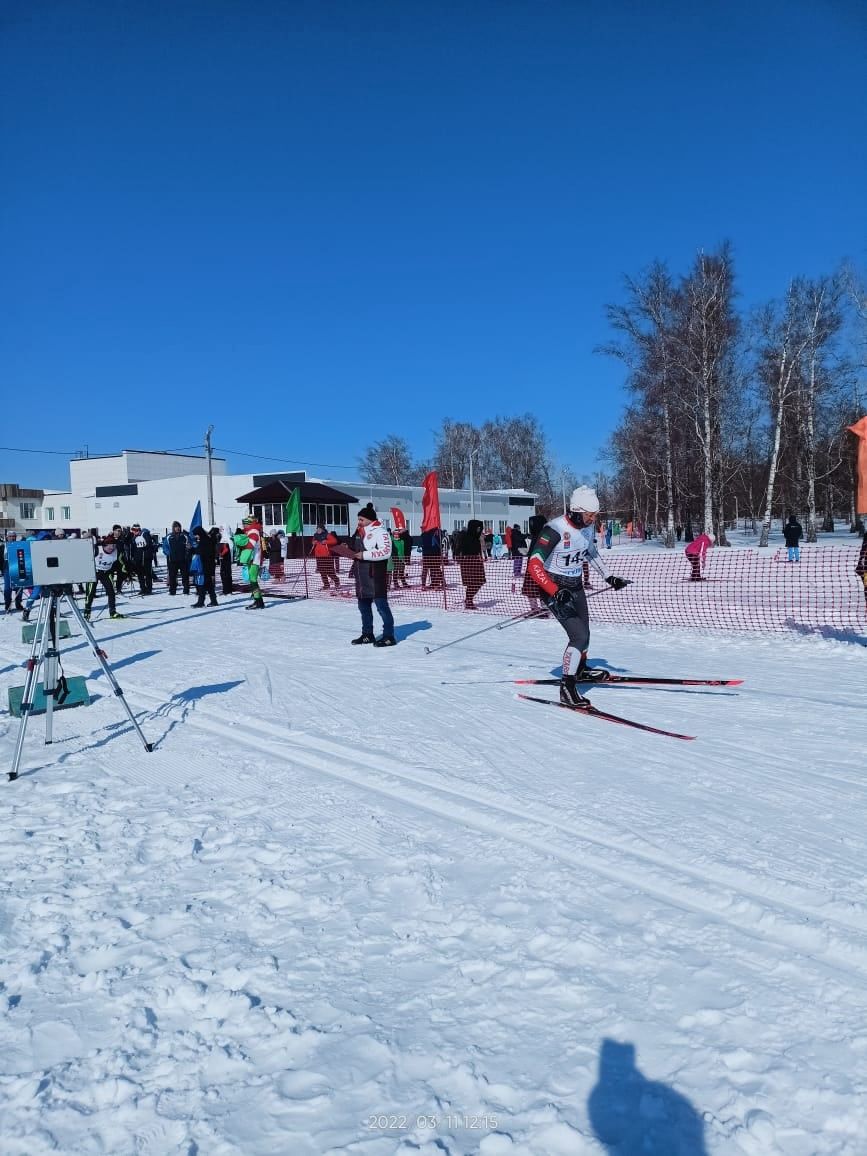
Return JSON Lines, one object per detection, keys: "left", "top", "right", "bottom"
{"left": 300, "top": 502, "right": 348, "bottom": 527}
{"left": 262, "top": 502, "right": 288, "bottom": 525}
{"left": 45, "top": 507, "right": 54, "bottom": 521}
{"left": 453, "top": 519, "right": 465, "bottom": 531}
{"left": 61, "top": 506, "right": 71, "bottom": 520}
{"left": 322, "top": 503, "right": 348, "bottom": 526}
{"left": 94, "top": 502, "right": 102, "bottom": 509}
{"left": 19, "top": 502, "right": 35, "bottom": 519}
{"left": 498, "top": 520, "right": 507, "bottom": 534}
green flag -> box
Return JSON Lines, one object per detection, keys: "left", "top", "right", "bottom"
{"left": 284, "top": 488, "right": 303, "bottom": 535}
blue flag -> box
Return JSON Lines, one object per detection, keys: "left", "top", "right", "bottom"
{"left": 189, "top": 500, "right": 203, "bottom": 537}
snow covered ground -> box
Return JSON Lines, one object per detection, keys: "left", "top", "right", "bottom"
{"left": 1, "top": 581, "right": 865, "bottom": 1154}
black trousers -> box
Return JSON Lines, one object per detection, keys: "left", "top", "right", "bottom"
{"left": 543, "top": 582, "right": 590, "bottom": 654}
{"left": 133, "top": 561, "right": 152, "bottom": 594}
{"left": 84, "top": 572, "right": 117, "bottom": 615}
{"left": 168, "top": 558, "right": 190, "bottom": 594}
{"left": 193, "top": 573, "right": 217, "bottom": 606}
{"left": 220, "top": 553, "right": 234, "bottom": 594}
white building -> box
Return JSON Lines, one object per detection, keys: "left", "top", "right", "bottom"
{"left": 0, "top": 483, "right": 47, "bottom": 535}
{"left": 10, "top": 452, "right": 536, "bottom": 539}
{"left": 42, "top": 451, "right": 241, "bottom": 536}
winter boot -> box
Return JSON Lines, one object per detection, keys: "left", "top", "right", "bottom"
{"left": 373, "top": 636, "right": 396, "bottom": 647}
{"left": 351, "top": 633, "right": 375, "bottom": 645}
{"left": 560, "top": 676, "right": 589, "bottom": 707}
{"left": 245, "top": 600, "right": 265, "bottom": 610}
{"left": 109, "top": 611, "right": 125, "bottom": 619}
{"left": 21, "top": 608, "right": 30, "bottom": 622}
{"left": 576, "top": 652, "right": 610, "bottom": 682}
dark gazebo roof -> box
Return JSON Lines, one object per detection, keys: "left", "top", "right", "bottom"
{"left": 236, "top": 479, "right": 358, "bottom": 505}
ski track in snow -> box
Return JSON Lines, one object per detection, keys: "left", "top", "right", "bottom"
{"left": 1, "top": 593, "right": 866, "bottom": 1154}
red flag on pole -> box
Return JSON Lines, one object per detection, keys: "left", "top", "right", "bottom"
{"left": 390, "top": 507, "right": 407, "bottom": 531}
{"left": 848, "top": 416, "right": 867, "bottom": 515}
{"left": 420, "top": 471, "right": 441, "bottom": 532}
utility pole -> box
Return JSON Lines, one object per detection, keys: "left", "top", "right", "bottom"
{"left": 469, "top": 446, "right": 479, "bottom": 521}
{"left": 204, "top": 425, "right": 215, "bottom": 526}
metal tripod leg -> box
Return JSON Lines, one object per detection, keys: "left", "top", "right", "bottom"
{"left": 62, "top": 593, "right": 154, "bottom": 754}
{"left": 9, "top": 594, "right": 54, "bottom": 781}
{"left": 42, "top": 595, "right": 61, "bottom": 746}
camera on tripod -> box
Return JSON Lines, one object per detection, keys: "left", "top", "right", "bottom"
{"left": 9, "top": 539, "right": 96, "bottom": 589}
{"left": 7, "top": 537, "right": 153, "bottom": 782}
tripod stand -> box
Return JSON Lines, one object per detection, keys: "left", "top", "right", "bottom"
{"left": 9, "top": 585, "right": 153, "bottom": 782}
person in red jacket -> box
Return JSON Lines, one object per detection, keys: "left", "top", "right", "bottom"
{"left": 311, "top": 524, "right": 339, "bottom": 589}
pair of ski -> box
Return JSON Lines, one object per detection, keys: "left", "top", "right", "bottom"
{"left": 515, "top": 674, "right": 743, "bottom": 741}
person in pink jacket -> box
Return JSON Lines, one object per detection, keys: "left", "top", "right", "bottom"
{"left": 685, "top": 531, "right": 715, "bottom": 581}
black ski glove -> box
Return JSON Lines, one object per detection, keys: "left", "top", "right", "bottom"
{"left": 552, "top": 587, "right": 574, "bottom": 611}
{"left": 605, "top": 575, "right": 629, "bottom": 591}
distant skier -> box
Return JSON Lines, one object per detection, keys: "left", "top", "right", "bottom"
{"left": 684, "top": 530, "right": 715, "bottom": 581}
{"left": 526, "top": 487, "right": 629, "bottom": 705}
{"left": 83, "top": 534, "right": 125, "bottom": 621}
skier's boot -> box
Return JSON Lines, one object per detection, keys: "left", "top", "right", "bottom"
{"left": 351, "top": 633, "right": 375, "bottom": 645}
{"left": 576, "top": 652, "right": 610, "bottom": 682}
{"left": 109, "top": 611, "right": 125, "bottom": 619}
{"left": 560, "top": 676, "right": 590, "bottom": 707}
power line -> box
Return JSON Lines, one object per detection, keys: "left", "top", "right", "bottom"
{"left": 0, "top": 445, "right": 79, "bottom": 456}
{"left": 0, "top": 443, "right": 207, "bottom": 458}
{"left": 0, "top": 441, "right": 358, "bottom": 473}
{"left": 214, "top": 446, "right": 358, "bottom": 472}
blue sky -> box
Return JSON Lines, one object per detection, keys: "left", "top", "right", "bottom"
{"left": 2, "top": 0, "right": 864, "bottom": 492}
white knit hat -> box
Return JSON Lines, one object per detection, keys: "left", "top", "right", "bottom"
{"left": 569, "top": 486, "right": 600, "bottom": 514}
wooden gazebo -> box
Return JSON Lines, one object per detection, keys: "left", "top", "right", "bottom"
{"left": 235, "top": 479, "right": 358, "bottom": 558}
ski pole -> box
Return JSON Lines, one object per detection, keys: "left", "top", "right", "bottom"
{"left": 424, "top": 607, "right": 549, "bottom": 656}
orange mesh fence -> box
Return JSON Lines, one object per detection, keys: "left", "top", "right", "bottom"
{"left": 257, "top": 547, "right": 867, "bottom": 635}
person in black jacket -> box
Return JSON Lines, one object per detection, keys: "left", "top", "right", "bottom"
{"left": 208, "top": 527, "right": 223, "bottom": 587}
{"left": 129, "top": 523, "right": 153, "bottom": 594}
{"left": 113, "top": 525, "right": 134, "bottom": 594}
{"left": 165, "top": 521, "right": 191, "bottom": 595}
{"left": 521, "top": 514, "right": 547, "bottom": 611}
{"left": 458, "top": 519, "right": 486, "bottom": 609}
{"left": 509, "top": 523, "right": 528, "bottom": 592}
{"left": 783, "top": 514, "right": 803, "bottom": 562}
{"left": 420, "top": 527, "right": 444, "bottom": 589}
{"left": 217, "top": 529, "right": 235, "bottom": 594}
{"left": 190, "top": 525, "right": 218, "bottom": 607}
